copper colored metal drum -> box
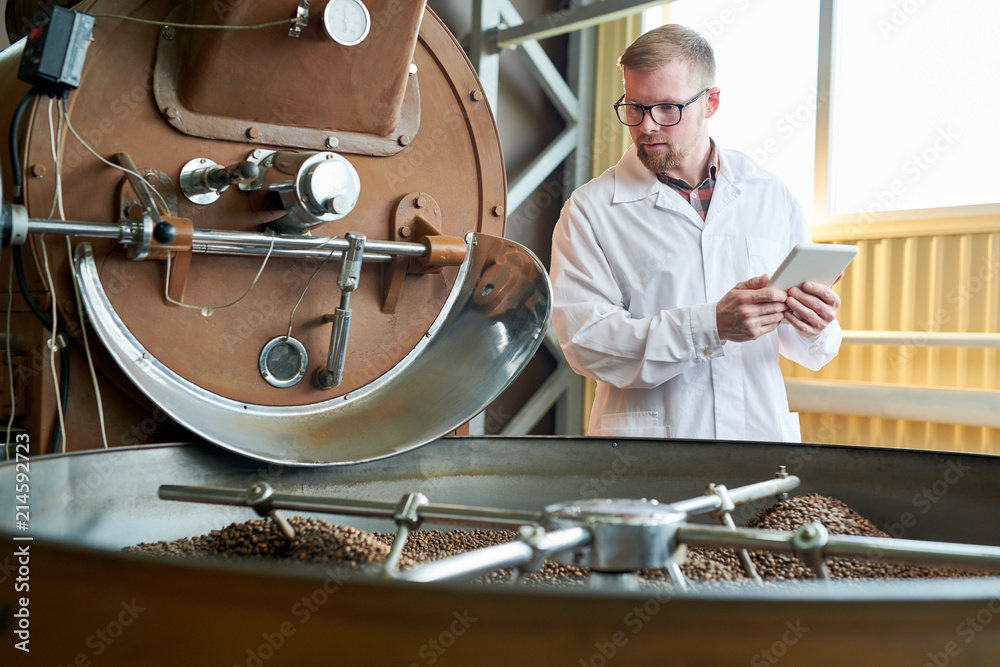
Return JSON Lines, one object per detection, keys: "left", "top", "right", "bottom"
{"left": 0, "top": 0, "right": 511, "bottom": 456}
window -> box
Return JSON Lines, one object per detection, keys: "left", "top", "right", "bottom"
{"left": 644, "top": 0, "right": 1000, "bottom": 222}
{"left": 829, "top": 0, "right": 1000, "bottom": 215}
{"left": 645, "top": 1, "right": 821, "bottom": 216}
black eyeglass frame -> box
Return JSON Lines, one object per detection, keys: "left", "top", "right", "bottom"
{"left": 613, "top": 88, "right": 712, "bottom": 127}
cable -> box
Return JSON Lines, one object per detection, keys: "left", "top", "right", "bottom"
{"left": 88, "top": 14, "right": 296, "bottom": 30}
{"left": 40, "top": 100, "right": 66, "bottom": 452}
{"left": 55, "top": 104, "right": 108, "bottom": 448}
{"left": 4, "top": 259, "right": 13, "bottom": 460}
{"left": 165, "top": 233, "right": 276, "bottom": 315}
{"left": 9, "top": 89, "right": 37, "bottom": 205}
{"left": 285, "top": 243, "right": 338, "bottom": 339}
{"left": 6, "top": 82, "right": 70, "bottom": 455}
{"left": 54, "top": 103, "right": 108, "bottom": 449}
{"left": 60, "top": 100, "right": 170, "bottom": 213}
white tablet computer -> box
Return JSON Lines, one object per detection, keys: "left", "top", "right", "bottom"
{"left": 766, "top": 243, "right": 858, "bottom": 291}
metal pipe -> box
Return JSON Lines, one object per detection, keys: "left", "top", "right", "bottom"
{"left": 28, "top": 218, "right": 133, "bottom": 240}
{"left": 191, "top": 242, "right": 394, "bottom": 264}
{"left": 22, "top": 219, "right": 432, "bottom": 260}
{"left": 676, "top": 524, "right": 1000, "bottom": 571}
{"left": 841, "top": 330, "right": 1000, "bottom": 348}
{"left": 158, "top": 485, "right": 545, "bottom": 529}
{"left": 669, "top": 476, "right": 800, "bottom": 516}
{"left": 397, "top": 527, "right": 591, "bottom": 583}
{"left": 191, "top": 229, "right": 428, "bottom": 257}
{"left": 397, "top": 540, "right": 535, "bottom": 583}
{"left": 785, "top": 379, "right": 1000, "bottom": 428}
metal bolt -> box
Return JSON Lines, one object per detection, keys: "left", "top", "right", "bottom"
{"left": 164, "top": 107, "right": 179, "bottom": 119}
{"left": 492, "top": 205, "right": 505, "bottom": 217}
{"left": 246, "top": 127, "right": 261, "bottom": 139}
{"left": 328, "top": 195, "right": 351, "bottom": 215}
{"left": 326, "top": 136, "right": 340, "bottom": 149}
{"left": 470, "top": 90, "right": 483, "bottom": 102}
{"left": 399, "top": 226, "right": 411, "bottom": 239}
{"left": 398, "top": 135, "right": 411, "bottom": 146}
{"left": 413, "top": 196, "right": 426, "bottom": 209}
{"left": 30, "top": 164, "right": 46, "bottom": 179}
{"left": 62, "top": 300, "right": 76, "bottom": 314}
{"left": 145, "top": 172, "right": 158, "bottom": 184}
{"left": 162, "top": 26, "right": 176, "bottom": 40}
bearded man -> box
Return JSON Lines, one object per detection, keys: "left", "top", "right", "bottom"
{"left": 549, "top": 24, "right": 843, "bottom": 442}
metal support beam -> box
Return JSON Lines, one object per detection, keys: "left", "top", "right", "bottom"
{"left": 490, "top": 0, "right": 666, "bottom": 51}
{"left": 507, "top": 126, "right": 578, "bottom": 212}
{"left": 496, "top": 0, "right": 579, "bottom": 123}
{"left": 501, "top": 327, "right": 580, "bottom": 435}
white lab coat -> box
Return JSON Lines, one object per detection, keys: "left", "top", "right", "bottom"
{"left": 550, "top": 144, "right": 841, "bottom": 442}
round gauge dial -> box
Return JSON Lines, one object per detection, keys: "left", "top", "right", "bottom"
{"left": 323, "top": 0, "right": 372, "bottom": 46}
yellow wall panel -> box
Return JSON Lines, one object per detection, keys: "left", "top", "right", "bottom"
{"left": 787, "top": 221, "right": 1000, "bottom": 453}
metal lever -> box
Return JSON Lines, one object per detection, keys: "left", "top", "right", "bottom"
{"left": 315, "top": 232, "right": 365, "bottom": 389}
{"left": 180, "top": 158, "right": 260, "bottom": 205}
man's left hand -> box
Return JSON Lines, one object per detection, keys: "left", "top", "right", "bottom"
{"left": 784, "top": 281, "right": 841, "bottom": 337}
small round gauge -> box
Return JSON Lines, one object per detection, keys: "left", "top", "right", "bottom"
{"left": 323, "top": 0, "right": 371, "bottom": 46}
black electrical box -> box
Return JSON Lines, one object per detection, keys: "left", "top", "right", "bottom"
{"left": 17, "top": 6, "right": 96, "bottom": 96}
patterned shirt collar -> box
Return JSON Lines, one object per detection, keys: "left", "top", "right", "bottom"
{"left": 657, "top": 138, "right": 719, "bottom": 190}
{"left": 656, "top": 139, "right": 719, "bottom": 221}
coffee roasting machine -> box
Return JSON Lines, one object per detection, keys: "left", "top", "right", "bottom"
{"left": 3, "top": 2, "right": 1000, "bottom": 666}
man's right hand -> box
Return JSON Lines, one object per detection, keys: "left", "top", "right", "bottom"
{"left": 716, "top": 274, "right": 788, "bottom": 342}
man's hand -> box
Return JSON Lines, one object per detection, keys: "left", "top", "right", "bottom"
{"left": 716, "top": 275, "right": 788, "bottom": 342}
{"left": 784, "top": 280, "right": 841, "bottom": 337}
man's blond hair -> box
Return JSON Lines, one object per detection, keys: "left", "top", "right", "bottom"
{"left": 618, "top": 24, "right": 715, "bottom": 90}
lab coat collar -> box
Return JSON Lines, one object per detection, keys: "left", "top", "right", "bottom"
{"left": 612, "top": 142, "right": 762, "bottom": 223}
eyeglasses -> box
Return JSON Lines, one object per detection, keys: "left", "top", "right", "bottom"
{"left": 613, "top": 88, "right": 711, "bottom": 127}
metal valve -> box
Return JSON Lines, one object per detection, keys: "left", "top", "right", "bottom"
{"left": 315, "top": 232, "right": 366, "bottom": 389}
{"left": 180, "top": 158, "right": 260, "bottom": 205}
{"left": 241, "top": 151, "right": 362, "bottom": 234}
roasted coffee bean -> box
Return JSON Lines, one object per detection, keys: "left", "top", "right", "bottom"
{"left": 125, "top": 495, "right": 991, "bottom": 585}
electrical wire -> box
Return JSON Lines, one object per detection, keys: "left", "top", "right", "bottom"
{"left": 60, "top": 100, "right": 170, "bottom": 214}
{"left": 41, "top": 100, "right": 66, "bottom": 453}
{"left": 87, "top": 14, "right": 297, "bottom": 30}
{"left": 54, "top": 101, "right": 109, "bottom": 449}
{"left": 4, "top": 259, "right": 14, "bottom": 460}
{"left": 9, "top": 89, "right": 36, "bottom": 205}
{"left": 285, "top": 243, "right": 338, "bottom": 339}
{"left": 164, "top": 233, "right": 276, "bottom": 315}
{"left": 8, "top": 88, "right": 70, "bottom": 453}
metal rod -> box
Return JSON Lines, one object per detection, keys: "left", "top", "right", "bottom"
{"left": 785, "top": 379, "right": 1000, "bottom": 429}
{"left": 676, "top": 524, "right": 1000, "bottom": 571}
{"left": 158, "top": 485, "right": 545, "bottom": 529}
{"left": 191, "top": 229, "right": 428, "bottom": 257}
{"left": 28, "top": 218, "right": 134, "bottom": 240}
{"left": 22, "top": 219, "right": 432, "bottom": 262}
{"left": 669, "top": 476, "right": 800, "bottom": 517}
{"left": 384, "top": 524, "right": 411, "bottom": 573}
{"left": 397, "top": 541, "right": 534, "bottom": 583}
{"left": 397, "top": 527, "right": 590, "bottom": 583}
{"left": 190, "top": 242, "right": 393, "bottom": 264}
{"left": 841, "top": 330, "right": 1000, "bottom": 348}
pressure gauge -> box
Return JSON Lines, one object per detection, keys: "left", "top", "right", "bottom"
{"left": 323, "top": 0, "right": 371, "bottom": 46}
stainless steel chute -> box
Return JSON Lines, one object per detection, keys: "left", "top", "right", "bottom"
{"left": 72, "top": 232, "right": 549, "bottom": 465}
